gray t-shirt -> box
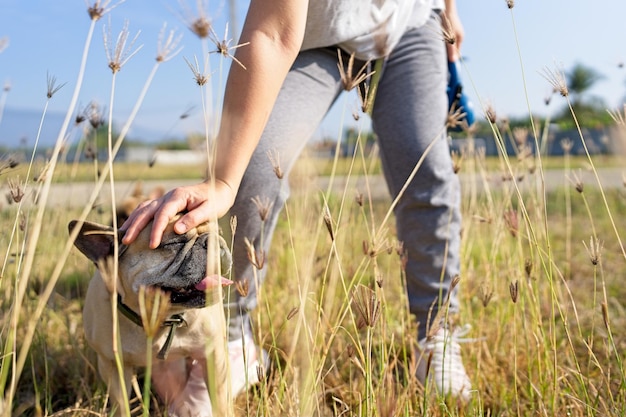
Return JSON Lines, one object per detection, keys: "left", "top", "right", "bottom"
{"left": 301, "top": 0, "right": 444, "bottom": 60}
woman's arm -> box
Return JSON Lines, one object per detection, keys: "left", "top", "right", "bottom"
{"left": 121, "top": 0, "right": 309, "bottom": 248}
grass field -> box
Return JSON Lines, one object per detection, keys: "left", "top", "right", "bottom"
{"left": 1, "top": 2, "right": 626, "bottom": 416}
{"left": 1, "top": 145, "right": 626, "bottom": 416}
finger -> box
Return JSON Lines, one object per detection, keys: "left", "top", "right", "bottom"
{"left": 149, "top": 194, "right": 189, "bottom": 248}
{"left": 121, "top": 200, "right": 159, "bottom": 245}
{"left": 175, "top": 200, "right": 218, "bottom": 234}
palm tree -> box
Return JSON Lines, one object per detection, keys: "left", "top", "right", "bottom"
{"left": 566, "top": 62, "right": 604, "bottom": 106}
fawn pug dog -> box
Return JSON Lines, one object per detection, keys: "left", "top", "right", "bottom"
{"left": 69, "top": 216, "right": 232, "bottom": 417}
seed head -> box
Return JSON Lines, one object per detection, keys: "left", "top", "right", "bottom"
{"left": 560, "top": 138, "right": 573, "bottom": 155}
{"left": 323, "top": 204, "right": 335, "bottom": 241}
{"left": 103, "top": 20, "right": 142, "bottom": 74}
{"left": 541, "top": 65, "right": 568, "bottom": 97}
{"left": 582, "top": 236, "right": 602, "bottom": 266}
{"left": 86, "top": 0, "right": 122, "bottom": 21}
{"left": 524, "top": 258, "right": 533, "bottom": 278}
{"left": 451, "top": 150, "right": 463, "bottom": 174}
{"left": 509, "top": 280, "right": 519, "bottom": 303}
{"left": 337, "top": 49, "right": 374, "bottom": 92}
{"left": 156, "top": 24, "right": 183, "bottom": 63}
{"left": 178, "top": 0, "right": 212, "bottom": 39}
{"left": 251, "top": 195, "right": 273, "bottom": 222}
{"left": 266, "top": 149, "right": 284, "bottom": 179}
{"left": 235, "top": 279, "right": 249, "bottom": 297}
{"left": 506, "top": 0, "right": 515, "bottom": 8}
{"left": 8, "top": 177, "right": 24, "bottom": 203}
{"left": 184, "top": 56, "right": 210, "bottom": 86}
{"left": 287, "top": 306, "right": 299, "bottom": 320}
{"left": 484, "top": 104, "right": 497, "bottom": 124}
{"left": 46, "top": 72, "right": 66, "bottom": 99}
{"left": 568, "top": 169, "right": 584, "bottom": 193}
{"left": 607, "top": 104, "right": 626, "bottom": 126}
{"left": 352, "top": 284, "right": 381, "bottom": 328}
{"left": 480, "top": 285, "right": 493, "bottom": 307}
{"left": 503, "top": 209, "right": 519, "bottom": 238}
{"left": 138, "top": 286, "right": 171, "bottom": 338}
{"left": 244, "top": 237, "right": 264, "bottom": 270}
{"left": 208, "top": 24, "right": 250, "bottom": 70}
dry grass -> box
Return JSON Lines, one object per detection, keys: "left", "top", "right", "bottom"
{"left": 1, "top": 2, "right": 626, "bottom": 416}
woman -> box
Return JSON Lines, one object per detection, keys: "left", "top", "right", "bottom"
{"left": 122, "top": 0, "right": 471, "bottom": 401}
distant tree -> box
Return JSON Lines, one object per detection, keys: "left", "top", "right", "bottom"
{"left": 566, "top": 62, "right": 604, "bottom": 106}
{"left": 551, "top": 62, "right": 611, "bottom": 128}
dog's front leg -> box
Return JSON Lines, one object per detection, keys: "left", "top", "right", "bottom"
{"left": 98, "top": 355, "right": 134, "bottom": 417}
{"left": 154, "top": 358, "right": 213, "bottom": 417}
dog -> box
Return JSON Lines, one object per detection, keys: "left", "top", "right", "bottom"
{"left": 69, "top": 216, "right": 232, "bottom": 417}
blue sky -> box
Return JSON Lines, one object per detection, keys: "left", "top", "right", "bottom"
{"left": 1, "top": 0, "right": 625, "bottom": 149}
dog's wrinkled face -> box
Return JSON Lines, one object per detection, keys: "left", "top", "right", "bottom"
{"left": 69, "top": 218, "right": 232, "bottom": 309}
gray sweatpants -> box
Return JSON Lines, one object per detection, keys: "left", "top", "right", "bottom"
{"left": 226, "top": 12, "right": 461, "bottom": 340}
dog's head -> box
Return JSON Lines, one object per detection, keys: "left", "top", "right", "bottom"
{"left": 69, "top": 217, "right": 232, "bottom": 309}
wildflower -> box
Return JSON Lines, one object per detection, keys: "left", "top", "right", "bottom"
{"left": 156, "top": 24, "right": 183, "bottom": 63}
{"left": 103, "top": 20, "right": 142, "bottom": 74}
{"left": 251, "top": 195, "right": 273, "bottom": 222}
{"left": 506, "top": 0, "right": 515, "bottom": 8}
{"left": 352, "top": 284, "right": 381, "bottom": 328}
{"left": 266, "top": 149, "right": 284, "bottom": 179}
{"left": 337, "top": 50, "right": 374, "bottom": 92}
{"left": 184, "top": 56, "right": 210, "bottom": 86}
{"left": 541, "top": 65, "right": 568, "bottom": 97}
{"left": 46, "top": 72, "right": 66, "bottom": 99}
{"left": 209, "top": 24, "right": 250, "bottom": 70}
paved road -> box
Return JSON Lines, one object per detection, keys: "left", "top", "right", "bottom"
{"left": 8, "top": 167, "right": 624, "bottom": 209}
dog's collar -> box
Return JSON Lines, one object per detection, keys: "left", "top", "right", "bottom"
{"left": 117, "top": 294, "right": 187, "bottom": 360}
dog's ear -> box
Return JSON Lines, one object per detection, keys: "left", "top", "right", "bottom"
{"left": 69, "top": 220, "right": 116, "bottom": 263}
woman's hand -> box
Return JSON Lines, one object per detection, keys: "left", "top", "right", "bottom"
{"left": 120, "top": 179, "right": 235, "bottom": 249}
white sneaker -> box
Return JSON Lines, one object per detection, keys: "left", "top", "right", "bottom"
{"left": 228, "top": 332, "right": 269, "bottom": 397}
{"left": 416, "top": 326, "right": 472, "bottom": 400}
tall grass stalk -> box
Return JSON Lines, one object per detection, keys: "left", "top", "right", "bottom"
{"left": 1, "top": 15, "right": 99, "bottom": 413}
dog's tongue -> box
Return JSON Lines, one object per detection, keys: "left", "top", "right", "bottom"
{"left": 194, "top": 275, "right": 233, "bottom": 291}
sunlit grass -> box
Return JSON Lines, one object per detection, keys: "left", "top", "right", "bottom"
{"left": 1, "top": 1, "right": 626, "bottom": 416}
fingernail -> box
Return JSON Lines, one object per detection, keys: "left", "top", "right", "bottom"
{"left": 174, "top": 222, "right": 187, "bottom": 234}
